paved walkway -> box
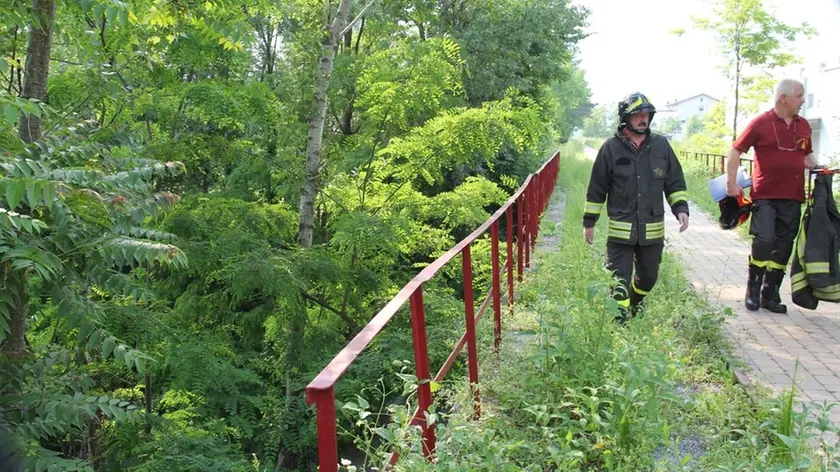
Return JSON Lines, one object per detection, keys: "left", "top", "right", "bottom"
{"left": 583, "top": 146, "right": 840, "bottom": 423}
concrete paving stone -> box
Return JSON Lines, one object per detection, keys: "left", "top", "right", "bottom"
{"left": 769, "top": 373, "right": 793, "bottom": 385}
{"left": 803, "top": 365, "right": 835, "bottom": 377}
{"left": 662, "top": 200, "right": 840, "bottom": 428}
{"left": 806, "top": 394, "right": 836, "bottom": 408}
{"left": 816, "top": 380, "right": 840, "bottom": 393}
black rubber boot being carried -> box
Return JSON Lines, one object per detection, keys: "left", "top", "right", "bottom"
{"left": 745, "top": 264, "right": 764, "bottom": 311}
{"left": 761, "top": 269, "right": 787, "bottom": 313}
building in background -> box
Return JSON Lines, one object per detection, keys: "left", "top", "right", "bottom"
{"left": 794, "top": 57, "right": 840, "bottom": 163}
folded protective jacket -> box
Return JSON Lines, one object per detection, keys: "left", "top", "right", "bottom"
{"left": 790, "top": 173, "right": 840, "bottom": 309}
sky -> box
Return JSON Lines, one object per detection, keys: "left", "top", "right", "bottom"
{"left": 573, "top": 0, "right": 840, "bottom": 109}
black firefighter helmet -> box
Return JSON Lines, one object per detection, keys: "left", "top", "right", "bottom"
{"left": 719, "top": 194, "right": 752, "bottom": 230}
{"left": 618, "top": 92, "right": 656, "bottom": 134}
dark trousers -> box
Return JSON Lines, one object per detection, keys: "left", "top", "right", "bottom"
{"left": 606, "top": 242, "right": 664, "bottom": 306}
{"left": 749, "top": 199, "right": 802, "bottom": 270}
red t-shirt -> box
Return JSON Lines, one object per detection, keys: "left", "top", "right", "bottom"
{"left": 733, "top": 109, "right": 813, "bottom": 202}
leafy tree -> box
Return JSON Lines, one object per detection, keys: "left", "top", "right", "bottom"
{"left": 672, "top": 0, "right": 815, "bottom": 139}
{"left": 546, "top": 62, "right": 594, "bottom": 142}
{"left": 453, "top": 0, "right": 588, "bottom": 106}
{"left": 738, "top": 73, "right": 776, "bottom": 118}
{"left": 583, "top": 104, "right": 618, "bottom": 139}
{"left": 682, "top": 101, "right": 731, "bottom": 154}
{"left": 685, "top": 115, "right": 705, "bottom": 137}
{"left": 0, "top": 128, "right": 186, "bottom": 470}
{"left": 654, "top": 116, "right": 682, "bottom": 138}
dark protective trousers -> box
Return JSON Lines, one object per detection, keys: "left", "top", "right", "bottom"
{"left": 748, "top": 199, "right": 802, "bottom": 270}
{"left": 606, "top": 241, "right": 664, "bottom": 308}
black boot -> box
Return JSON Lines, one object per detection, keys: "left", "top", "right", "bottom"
{"left": 629, "top": 290, "right": 645, "bottom": 318}
{"left": 745, "top": 264, "right": 764, "bottom": 311}
{"left": 615, "top": 302, "right": 630, "bottom": 324}
{"left": 761, "top": 269, "right": 787, "bottom": 313}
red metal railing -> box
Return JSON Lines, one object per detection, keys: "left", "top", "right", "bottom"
{"left": 679, "top": 150, "right": 754, "bottom": 175}
{"left": 305, "top": 152, "right": 560, "bottom": 471}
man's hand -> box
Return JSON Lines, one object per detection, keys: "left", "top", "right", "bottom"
{"left": 584, "top": 227, "right": 595, "bottom": 245}
{"left": 805, "top": 153, "right": 818, "bottom": 170}
{"left": 726, "top": 181, "right": 742, "bottom": 197}
{"left": 677, "top": 213, "right": 689, "bottom": 232}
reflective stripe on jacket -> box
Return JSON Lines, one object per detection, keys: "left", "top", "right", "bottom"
{"left": 583, "top": 129, "right": 689, "bottom": 246}
{"left": 791, "top": 173, "right": 840, "bottom": 310}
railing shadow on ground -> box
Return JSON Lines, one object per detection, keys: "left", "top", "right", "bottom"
{"left": 304, "top": 152, "right": 561, "bottom": 472}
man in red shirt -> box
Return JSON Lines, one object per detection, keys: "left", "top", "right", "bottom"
{"left": 727, "top": 78, "right": 818, "bottom": 313}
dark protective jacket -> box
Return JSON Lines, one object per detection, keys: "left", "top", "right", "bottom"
{"left": 790, "top": 173, "right": 840, "bottom": 309}
{"left": 583, "top": 129, "right": 690, "bottom": 245}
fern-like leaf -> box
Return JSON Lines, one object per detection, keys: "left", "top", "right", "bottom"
{"left": 0, "top": 208, "right": 48, "bottom": 234}
{"left": 99, "top": 236, "right": 187, "bottom": 269}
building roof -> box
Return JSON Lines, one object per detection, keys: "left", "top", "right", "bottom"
{"left": 667, "top": 93, "right": 721, "bottom": 106}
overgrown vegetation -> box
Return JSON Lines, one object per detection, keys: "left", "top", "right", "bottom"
{"left": 0, "top": 0, "right": 594, "bottom": 470}
{"left": 340, "top": 149, "right": 840, "bottom": 471}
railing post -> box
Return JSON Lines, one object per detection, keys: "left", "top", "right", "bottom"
{"left": 461, "top": 245, "right": 481, "bottom": 419}
{"left": 524, "top": 184, "right": 531, "bottom": 268}
{"left": 530, "top": 178, "right": 538, "bottom": 250}
{"left": 720, "top": 155, "right": 725, "bottom": 175}
{"left": 306, "top": 388, "right": 338, "bottom": 472}
{"left": 533, "top": 173, "right": 540, "bottom": 238}
{"left": 505, "top": 206, "right": 514, "bottom": 309}
{"left": 517, "top": 193, "right": 524, "bottom": 281}
{"left": 409, "top": 287, "right": 436, "bottom": 458}
{"left": 490, "top": 221, "right": 502, "bottom": 352}
{"left": 541, "top": 170, "right": 547, "bottom": 211}
{"left": 543, "top": 169, "right": 549, "bottom": 210}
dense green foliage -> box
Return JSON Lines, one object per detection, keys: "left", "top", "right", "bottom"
{"left": 0, "top": 0, "right": 592, "bottom": 470}
{"left": 342, "top": 148, "right": 840, "bottom": 471}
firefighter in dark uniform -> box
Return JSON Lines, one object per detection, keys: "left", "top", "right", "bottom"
{"left": 726, "top": 78, "right": 818, "bottom": 313}
{"left": 583, "top": 92, "right": 690, "bottom": 320}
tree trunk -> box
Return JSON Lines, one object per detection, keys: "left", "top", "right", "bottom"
{"left": 7, "top": 27, "right": 18, "bottom": 94}
{"left": 5, "top": 0, "right": 55, "bottom": 355}
{"left": 732, "top": 62, "right": 741, "bottom": 142}
{"left": 18, "top": 0, "right": 56, "bottom": 142}
{"left": 297, "top": 0, "right": 353, "bottom": 247}
{"left": 144, "top": 370, "right": 153, "bottom": 434}
{"left": 2, "top": 264, "right": 28, "bottom": 355}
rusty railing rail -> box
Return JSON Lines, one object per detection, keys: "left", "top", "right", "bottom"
{"left": 678, "top": 150, "right": 753, "bottom": 175}
{"left": 304, "top": 151, "right": 561, "bottom": 471}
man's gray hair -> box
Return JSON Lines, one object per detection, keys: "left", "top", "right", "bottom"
{"left": 775, "top": 78, "right": 803, "bottom": 102}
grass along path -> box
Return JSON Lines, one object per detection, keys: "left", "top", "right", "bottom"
{"left": 339, "top": 146, "right": 840, "bottom": 472}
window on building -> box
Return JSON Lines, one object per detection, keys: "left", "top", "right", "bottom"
{"left": 700, "top": 97, "right": 704, "bottom": 102}
{"left": 699, "top": 106, "right": 704, "bottom": 111}
{"left": 807, "top": 94, "right": 814, "bottom": 108}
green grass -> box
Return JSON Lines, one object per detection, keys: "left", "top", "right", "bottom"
{"left": 582, "top": 137, "right": 605, "bottom": 150}
{"left": 338, "top": 143, "right": 840, "bottom": 472}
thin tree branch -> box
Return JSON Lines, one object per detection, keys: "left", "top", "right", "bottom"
{"left": 339, "top": 0, "right": 377, "bottom": 37}
{"left": 300, "top": 290, "right": 358, "bottom": 330}
{"left": 50, "top": 58, "right": 84, "bottom": 65}
{"left": 41, "top": 58, "right": 136, "bottom": 139}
